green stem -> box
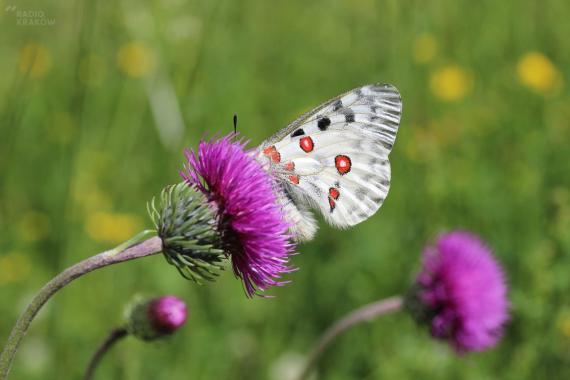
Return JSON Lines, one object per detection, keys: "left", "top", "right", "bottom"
{"left": 105, "top": 230, "right": 157, "bottom": 257}
{"left": 83, "top": 327, "right": 129, "bottom": 380}
{"left": 0, "top": 233, "right": 162, "bottom": 380}
{"left": 297, "top": 296, "right": 403, "bottom": 380}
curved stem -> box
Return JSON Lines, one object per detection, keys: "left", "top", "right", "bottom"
{"left": 0, "top": 233, "right": 162, "bottom": 380}
{"left": 83, "top": 327, "right": 128, "bottom": 380}
{"left": 297, "top": 296, "right": 403, "bottom": 380}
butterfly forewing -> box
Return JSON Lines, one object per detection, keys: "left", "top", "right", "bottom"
{"left": 258, "top": 84, "right": 402, "bottom": 241}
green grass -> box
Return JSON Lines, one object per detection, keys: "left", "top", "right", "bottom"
{"left": 1, "top": 0, "right": 570, "bottom": 379}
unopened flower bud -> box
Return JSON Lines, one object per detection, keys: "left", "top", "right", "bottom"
{"left": 126, "top": 295, "right": 188, "bottom": 341}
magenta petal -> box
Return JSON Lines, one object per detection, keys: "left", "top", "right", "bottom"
{"left": 148, "top": 296, "right": 188, "bottom": 333}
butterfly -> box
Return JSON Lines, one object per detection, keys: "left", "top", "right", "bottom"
{"left": 256, "top": 83, "right": 402, "bottom": 242}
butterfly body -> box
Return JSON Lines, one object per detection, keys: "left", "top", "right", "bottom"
{"left": 257, "top": 83, "right": 402, "bottom": 242}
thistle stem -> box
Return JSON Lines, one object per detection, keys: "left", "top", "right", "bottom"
{"left": 0, "top": 233, "right": 162, "bottom": 380}
{"left": 83, "top": 327, "right": 129, "bottom": 380}
{"left": 297, "top": 296, "right": 403, "bottom": 380}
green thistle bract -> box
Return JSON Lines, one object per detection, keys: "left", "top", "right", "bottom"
{"left": 147, "top": 182, "right": 225, "bottom": 283}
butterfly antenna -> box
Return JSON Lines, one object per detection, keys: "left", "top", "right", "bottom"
{"left": 233, "top": 114, "right": 238, "bottom": 134}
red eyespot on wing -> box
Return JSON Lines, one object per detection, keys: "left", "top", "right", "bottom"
{"left": 329, "top": 197, "right": 336, "bottom": 211}
{"left": 289, "top": 175, "right": 300, "bottom": 185}
{"left": 263, "top": 145, "right": 281, "bottom": 163}
{"left": 284, "top": 162, "right": 295, "bottom": 171}
{"left": 299, "top": 136, "right": 314, "bottom": 153}
{"left": 328, "top": 187, "right": 339, "bottom": 212}
{"left": 329, "top": 187, "right": 340, "bottom": 200}
{"left": 335, "top": 155, "right": 351, "bottom": 175}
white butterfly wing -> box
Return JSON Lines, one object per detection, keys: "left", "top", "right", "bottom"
{"left": 258, "top": 84, "right": 402, "bottom": 241}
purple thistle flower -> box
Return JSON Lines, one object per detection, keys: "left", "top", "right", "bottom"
{"left": 182, "top": 135, "right": 294, "bottom": 297}
{"left": 411, "top": 231, "right": 509, "bottom": 353}
{"left": 148, "top": 296, "right": 188, "bottom": 333}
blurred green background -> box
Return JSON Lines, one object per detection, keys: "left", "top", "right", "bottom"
{"left": 1, "top": 0, "right": 569, "bottom": 379}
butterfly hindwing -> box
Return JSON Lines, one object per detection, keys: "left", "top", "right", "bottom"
{"left": 258, "top": 84, "right": 402, "bottom": 241}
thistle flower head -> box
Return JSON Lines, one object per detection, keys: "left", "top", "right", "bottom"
{"left": 181, "top": 135, "right": 294, "bottom": 297}
{"left": 148, "top": 182, "right": 225, "bottom": 283}
{"left": 126, "top": 295, "right": 188, "bottom": 341}
{"left": 406, "top": 231, "right": 509, "bottom": 353}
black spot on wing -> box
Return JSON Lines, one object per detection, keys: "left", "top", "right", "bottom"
{"left": 345, "top": 112, "right": 355, "bottom": 123}
{"left": 291, "top": 128, "right": 305, "bottom": 138}
{"left": 317, "top": 117, "right": 331, "bottom": 131}
{"left": 332, "top": 100, "right": 343, "bottom": 111}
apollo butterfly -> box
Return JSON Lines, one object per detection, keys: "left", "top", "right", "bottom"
{"left": 257, "top": 84, "right": 402, "bottom": 242}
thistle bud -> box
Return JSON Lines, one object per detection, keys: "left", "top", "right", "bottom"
{"left": 126, "top": 296, "right": 188, "bottom": 341}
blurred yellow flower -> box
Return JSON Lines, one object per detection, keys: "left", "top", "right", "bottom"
{"left": 70, "top": 152, "right": 114, "bottom": 214}
{"left": 560, "top": 315, "right": 570, "bottom": 339}
{"left": 413, "top": 33, "right": 438, "bottom": 64}
{"left": 0, "top": 252, "right": 32, "bottom": 285}
{"left": 73, "top": 187, "right": 112, "bottom": 213}
{"left": 404, "top": 122, "right": 441, "bottom": 162}
{"left": 86, "top": 212, "right": 142, "bottom": 244}
{"left": 79, "top": 53, "right": 107, "bottom": 86}
{"left": 430, "top": 65, "right": 473, "bottom": 102}
{"left": 117, "top": 42, "right": 155, "bottom": 78}
{"left": 48, "top": 112, "right": 76, "bottom": 145}
{"left": 517, "top": 52, "right": 562, "bottom": 95}
{"left": 551, "top": 187, "right": 569, "bottom": 207}
{"left": 18, "top": 211, "right": 51, "bottom": 242}
{"left": 18, "top": 42, "right": 52, "bottom": 78}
